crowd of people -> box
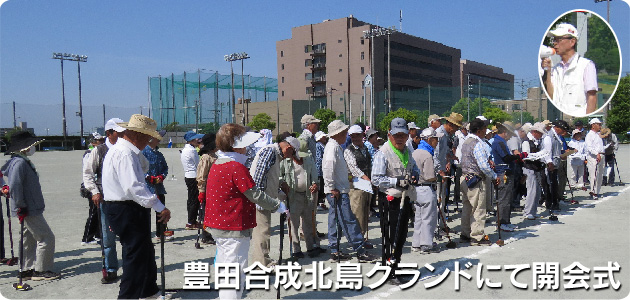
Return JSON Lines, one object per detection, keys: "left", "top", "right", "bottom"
{"left": 0, "top": 111, "right": 621, "bottom": 299}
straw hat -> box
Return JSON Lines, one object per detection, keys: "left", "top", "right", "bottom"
{"left": 118, "top": 114, "right": 162, "bottom": 140}
{"left": 443, "top": 112, "right": 463, "bottom": 127}
{"left": 599, "top": 128, "right": 611, "bottom": 138}
{"left": 496, "top": 122, "right": 516, "bottom": 138}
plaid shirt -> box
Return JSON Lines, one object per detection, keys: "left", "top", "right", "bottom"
{"left": 251, "top": 146, "right": 277, "bottom": 191}
{"left": 470, "top": 135, "right": 496, "bottom": 180}
{"left": 316, "top": 142, "right": 325, "bottom": 177}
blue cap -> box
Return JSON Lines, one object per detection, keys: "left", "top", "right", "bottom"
{"left": 390, "top": 118, "right": 409, "bottom": 135}
{"left": 184, "top": 131, "right": 204, "bottom": 142}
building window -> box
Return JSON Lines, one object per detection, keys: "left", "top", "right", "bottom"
{"left": 512, "top": 104, "right": 522, "bottom": 111}
{"left": 362, "top": 80, "right": 365, "bottom": 88}
{"left": 282, "top": 91, "right": 285, "bottom": 97}
{"left": 280, "top": 50, "right": 284, "bottom": 57}
{"left": 339, "top": 82, "right": 343, "bottom": 86}
{"left": 281, "top": 77, "right": 284, "bottom": 83}
{"left": 361, "top": 51, "right": 364, "bottom": 60}
{"left": 281, "top": 64, "right": 284, "bottom": 70}
{"left": 361, "top": 67, "right": 364, "bottom": 74}
{"left": 338, "top": 39, "right": 342, "bottom": 43}
{"left": 339, "top": 69, "right": 342, "bottom": 72}
{"left": 361, "top": 38, "right": 365, "bottom": 45}
{"left": 339, "top": 54, "right": 342, "bottom": 57}
{"left": 305, "top": 73, "right": 313, "bottom": 80}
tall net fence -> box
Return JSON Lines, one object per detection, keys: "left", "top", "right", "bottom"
{"left": 150, "top": 70, "right": 278, "bottom": 129}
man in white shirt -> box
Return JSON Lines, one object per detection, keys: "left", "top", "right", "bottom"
{"left": 181, "top": 131, "right": 204, "bottom": 229}
{"left": 585, "top": 118, "right": 605, "bottom": 199}
{"left": 406, "top": 122, "right": 421, "bottom": 153}
{"left": 542, "top": 23, "right": 598, "bottom": 116}
{"left": 102, "top": 114, "right": 171, "bottom": 299}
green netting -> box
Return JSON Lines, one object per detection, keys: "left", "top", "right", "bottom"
{"left": 149, "top": 70, "right": 278, "bottom": 129}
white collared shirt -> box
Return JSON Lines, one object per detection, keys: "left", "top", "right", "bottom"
{"left": 322, "top": 138, "right": 350, "bottom": 194}
{"left": 181, "top": 143, "right": 199, "bottom": 178}
{"left": 102, "top": 138, "right": 165, "bottom": 212}
{"left": 585, "top": 130, "right": 605, "bottom": 156}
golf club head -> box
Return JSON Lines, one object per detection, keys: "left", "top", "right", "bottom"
{"left": 13, "top": 282, "right": 32, "bottom": 291}
{"left": 194, "top": 242, "right": 202, "bottom": 249}
{"left": 496, "top": 240, "right": 504, "bottom": 246}
{"left": 549, "top": 215, "right": 558, "bottom": 221}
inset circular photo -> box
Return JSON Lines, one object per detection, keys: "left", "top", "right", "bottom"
{"left": 539, "top": 9, "right": 622, "bottom": 117}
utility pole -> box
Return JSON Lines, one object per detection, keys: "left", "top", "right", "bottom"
{"left": 363, "top": 25, "right": 397, "bottom": 127}
{"left": 466, "top": 74, "right": 471, "bottom": 121}
{"left": 53, "top": 52, "right": 87, "bottom": 140}
{"left": 12, "top": 101, "right": 16, "bottom": 128}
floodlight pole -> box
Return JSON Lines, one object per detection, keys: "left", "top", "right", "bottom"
{"left": 225, "top": 53, "right": 237, "bottom": 124}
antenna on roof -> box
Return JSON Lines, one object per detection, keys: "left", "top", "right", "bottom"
{"left": 399, "top": 10, "right": 403, "bottom": 33}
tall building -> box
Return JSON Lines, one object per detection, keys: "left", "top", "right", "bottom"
{"left": 277, "top": 16, "right": 462, "bottom": 126}
{"left": 460, "top": 59, "right": 515, "bottom": 100}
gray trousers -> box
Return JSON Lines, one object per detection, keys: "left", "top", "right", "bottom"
{"left": 412, "top": 186, "right": 437, "bottom": 247}
{"left": 523, "top": 169, "right": 541, "bottom": 217}
{"left": 288, "top": 192, "right": 314, "bottom": 253}
{"left": 496, "top": 173, "right": 513, "bottom": 225}
{"left": 557, "top": 160, "right": 568, "bottom": 199}
{"left": 23, "top": 214, "right": 56, "bottom": 272}
{"left": 251, "top": 209, "right": 272, "bottom": 267}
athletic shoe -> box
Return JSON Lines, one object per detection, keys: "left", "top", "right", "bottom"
{"left": 185, "top": 223, "right": 197, "bottom": 230}
{"left": 500, "top": 224, "right": 514, "bottom": 232}
{"left": 570, "top": 200, "right": 579, "bottom": 205}
{"left": 329, "top": 252, "right": 351, "bottom": 262}
{"left": 291, "top": 251, "right": 305, "bottom": 259}
{"left": 32, "top": 270, "right": 61, "bottom": 281}
{"left": 506, "top": 223, "right": 518, "bottom": 229}
{"left": 472, "top": 239, "right": 493, "bottom": 246}
{"left": 411, "top": 246, "right": 421, "bottom": 252}
{"left": 311, "top": 246, "right": 327, "bottom": 254}
{"left": 525, "top": 215, "right": 536, "bottom": 220}
{"left": 356, "top": 252, "right": 379, "bottom": 263}
{"left": 386, "top": 276, "right": 402, "bottom": 285}
{"left": 101, "top": 272, "right": 118, "bottom": 284}
{"left": 459, "top": 235, "right": 472, "bottom": 243}
{"left": 363, "top": 241, "right": 374, "bottom": 249}
{"left": 317, "top": 231, "right": 326, "bottom": 238}
{"left": 419, "top": 245, "right": 439, "bottom": 254}
{"left": 307, "top": 249, "right": 321, "bottom": 258}
{"left": 17, "top": 269, "right": 34, "bottom": 280}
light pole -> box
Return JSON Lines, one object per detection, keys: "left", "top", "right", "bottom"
{"left": 53, "top": 52, "right": 87, "bottom": 141}
{"left": 225, "top": 52, "right": 249, "bottom": 125}
{"left": 329, "top": 87, "right": 337, "bottom": 111}
{"left": 363, "top": 26, "right": 397, "bottom": 126}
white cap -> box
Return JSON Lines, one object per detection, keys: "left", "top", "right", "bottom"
{"left": 530, "top": 122, "right": 546, "bottom": 134}
{"left": 348, "top": 125, "right": 363, "bottom": 135}
{"left": 92, "top": 132, "right": 104, "bottom": 140}
{"left": 476, "top": 116, "right": 488, "bottom": 121}
{"left": 314, "top": 131, "right": 327, "bottom": 142}
{"left": 233, "top": 132, "right": 260, "bottom": 148}
{"left": 547, "top": 23, "right": 579, "bottom": 39}
{"left": 105, "top": 118, "right": 126, "bottom": 132}
{"left": 589, "top": 118, "right": 602, "bottom": 125}
{"left": 407, "top": 122, "right": 420, "bottom": 130}
{"left": 419, "top": 128, "right": 444, "bottom": 139}
{"left": 284, "top": 136, "right": 300, "bottom": 150}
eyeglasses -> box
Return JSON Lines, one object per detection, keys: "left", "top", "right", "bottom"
{"left": 552, "top": 36, "right": 574, "bottom": 44}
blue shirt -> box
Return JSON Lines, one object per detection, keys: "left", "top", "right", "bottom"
{"left": 490, "top": 134, "right": 513, "bottom": 175}
{"left": 316, "top": 142, "right": 325, "bottom": 177}
{"left": 364, "top": 141, "right": 377, "bottom": 164}
{"left": 142, "top": 145, "right": 169, "bottom": 195}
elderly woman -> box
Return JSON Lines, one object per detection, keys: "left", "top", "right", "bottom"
{"left": 204, "top": 123, "right": 287, "bottom": 299}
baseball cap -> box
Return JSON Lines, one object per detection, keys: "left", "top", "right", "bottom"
{"left": 365, "top": 128, "right": 378, "bottom": 139}
{"left": 314, "top": 131, "right": 327, "bottom": 142}
{"left": 301, "top": 114, "right": 321, "bottom": 125}
{"left": 589, "top": 118, "right": 602, "bottom": 125}
{"left": 390, "top": 118, "right": 408, "bottom": 135}
{"left": 284, "top": 136, "right": 300, "bottom": 150}
{"left": 407, "top": 122, "right": 420, "bottom": 130}
{"left": 105, "top": 118, "right": 126, "bottom": 132}
{"left": 547, "top": 23, "right": 579, "bottom": 39}
{"left": 571, "top": 129, "right": 582, "bottom": 136}
{"left": 348, "top": 125, "right": 363, "bottom": 135}
{"left": 419, "top": 128, "right": 444, "bottom": 139}
{"left": 184, "top": 131, "right": 204, "bottom": 142}
{"left": 427, "top": 114, "right": 441, "bottom": 126}
{"left": 552, "top": 119, "right": 570, "bottom": 133}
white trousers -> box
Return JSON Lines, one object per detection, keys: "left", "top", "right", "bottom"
{"left": 215, "top": 237, "right": 250, "bottom": 300}
{"left": 586, "top": 155, "right": 605, "bottom": 195}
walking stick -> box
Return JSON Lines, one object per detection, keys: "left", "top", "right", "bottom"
{"left": 160, "top": 222, "right": 166, "bottom": 299}
{"left": 4, "top": 196, "right": 17, "bottom": 266}
{"left": 286, "top": 196, "right": 293, "bottom": 260}
{"left": 379, "top": 193, "right": 387, "bottom": 266}
{"left": 277, "top": 212, "right": 286, "bottom": 300}
{"left": 333, "top": 193, "right": 341, "bottom": 263}
{"left": 614, "top": 157, "right": 623, "bottom": 184}
{"left": 195, "top": 201, "right": 204, "bottom": 249}
{"left": 495, "top": 179, "right": 504, "bottom": 246}
{"left": 13, "top": 220, "right": 31, "bottom": 291}
{"left": 437, "top": 203, "right": 456, "bottom": 249}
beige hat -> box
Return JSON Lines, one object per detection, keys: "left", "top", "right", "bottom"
{"left": 443, "top": 112, "right": 463, "bottom": 128}
{"left": 327, "top": 120, "right": 349, "bottom": 137}
{"left": 572, "top": 129, "right": 582, "bottom": 136}
{"left": 531, "top": 122, "right": 546, "bottom": 134}
{"left": 599, "top": 128, "right": 611, "bottom": 138}
{"left": 521, "top": 123, "right": 533, "bottom": 133}
{"left": 427, "top": 114, "right": 441, "bottom": 126}
{"left": 118, "top": 114, "right": 162, "bottom": 140}
{"left": 301, "top": 114, "right": 321, "bottom": 125}
{"left": 542, "top": 120, "right": 552, "bottom": 126}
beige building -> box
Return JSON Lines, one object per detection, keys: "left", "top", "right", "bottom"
{"left": 491, "top": 87, "right": 576, "bottom": 123}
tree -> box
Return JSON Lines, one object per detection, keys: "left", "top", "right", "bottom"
{"left": 313, "top": 108, "right": 337, "bottom": 133}
{"left": 198, "top": 122, "right": 221, "bottom": 134}
{"left": 162, "top": 122, "right": 184, "bottom": 132}
{"left": 483, "top": 107, "right": 512, "bottom": 125}
{"left": 510, "top": 111, "right": 536, "bottom": 125}
{"left": 247, "top": 113, "right": 276, "bottom": 132}
{"left": 412, "top": 110, "right": 430, "bottom": 128}
{"left": 449, "top": 97, "right": 492, "bottom": 121}
{"left": 607, "top": 75, "right": 630, "bottom": 135}
{"left": 378, "top": 108, "right": 417, "bottom": 132}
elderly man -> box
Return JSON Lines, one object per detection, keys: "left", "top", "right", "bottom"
{"left": 545, "top": 120, "right": 570, "bottom": 212}
{"left": 521, "top": 123, "right": 547, "bottom": 220}
{"left": 406, "top": 122, "right": 421, "bottom": 153}
{"left": 435, "top": 112, "right": 463, "bottom": 225}
{"left": 102, "top": 114, "right": 171, "bottom": 299}
{"left": 315, "top": 131, "right": 328, "bottom": 211}
{"left": 344, "top": 125, "right": 372, "bottom": 247}
{"left": 250, "top": 136, "right": 298, "bottom": 268}
{"left": 542, "top": 23, "right": 598, "bottom": 116}
{"left": 585, "top": 118, "right": 605, "bottom": 199}
{"left": 181, "top": 130, "right": 204, "bottom": 230}
{"left": 411, "top": 128, "right": 442, "bottom": 253}
{"left": 372, "top": 118, "right": 420, "bottom": 284}
{"left": 460, "top": 118, "right": 497, "bottom": 245}
{"left": 323, "top": 120, "right": 376, "bottom": 263}
{"left": 299, "top": 114, "right": 321, "bottom": 157}
{"left": 428, "top": 114, "right": 442, "bottom": 130}
{"left": 601, "top": 128, "right": 619, "bottom": 186}
{"left": 82, "top": 118, "right": 125, "bottom": 284}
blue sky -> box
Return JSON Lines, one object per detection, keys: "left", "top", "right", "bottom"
{"left": 1, "top": 0, "right": 629, "bottom": 135}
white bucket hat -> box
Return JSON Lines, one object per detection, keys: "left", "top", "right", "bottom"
{"left": 327, "top": 120, "right": 349, "bottom": 137}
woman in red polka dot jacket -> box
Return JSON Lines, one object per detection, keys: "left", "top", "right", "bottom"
{"left": 203, "top": 123, "right": 288, "bottom": 299}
